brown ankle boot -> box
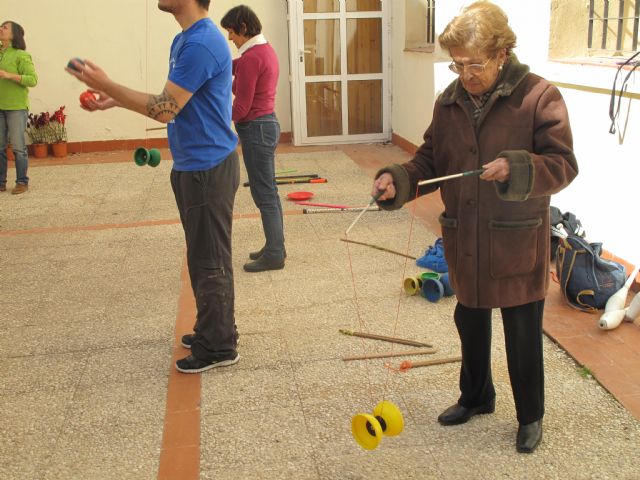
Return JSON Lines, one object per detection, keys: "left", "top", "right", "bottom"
{"left": 11, "top": 183, "right": 28, "bottom": 195}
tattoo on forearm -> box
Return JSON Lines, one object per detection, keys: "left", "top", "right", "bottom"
{"left": 147, "top": 88, "right": 180, "bottom": 121}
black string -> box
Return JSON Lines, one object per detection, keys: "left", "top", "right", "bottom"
{"left": 609, "top": 51, "right": 640, "bottom": 134}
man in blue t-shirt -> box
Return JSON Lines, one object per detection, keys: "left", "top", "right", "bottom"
{"left": 66, "top": 0, "right": 240, "bottom": 374}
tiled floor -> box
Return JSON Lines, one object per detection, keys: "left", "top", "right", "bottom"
{"left": 320, "top": 142, "right": 640, "bottom": 422}
{"left": 3, "top": 142, "right": 639, "bottom": 480}
{"left": 17, "top": 142, "right": 640, "bottom": 424}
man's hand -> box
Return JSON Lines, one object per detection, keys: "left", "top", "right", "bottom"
{"left": 372, "top": 172, "right": 396, "bottom": 201}
{"left": 65, "top": 59, "right": 112, "bottom": 93}
{"left": 480, "top": 157, "right": 510, "bottom": 183}
{"left": 80, "top": 90, "right": 120, "bottom": 112}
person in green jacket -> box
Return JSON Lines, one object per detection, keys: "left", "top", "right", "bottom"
{"left": 0, "top": 21, "right": 38, "bottom": 194}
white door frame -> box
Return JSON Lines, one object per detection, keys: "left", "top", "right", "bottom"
{"left": 287, "top": 0, "right": 392, "bottom": 146}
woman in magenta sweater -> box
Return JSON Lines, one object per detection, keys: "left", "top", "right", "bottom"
{"left": 221, "top": 6, "right": 285, "bottom": 273}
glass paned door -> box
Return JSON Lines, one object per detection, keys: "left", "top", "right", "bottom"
{"left": 304, "top": 0, "right": 339, "bottom": 13}
{"left": 347, "top": 18, "right": 382, "bottom": 74}
{"left": 289, "top": 0, "right": 390, "bottom": 145}
{"left": 304, "top": 20, "right": 341, "bottom": 75}
{"left": 346, "top": 0, "right": 382, "bottom": 12}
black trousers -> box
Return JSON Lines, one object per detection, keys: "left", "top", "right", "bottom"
{"left": 454, "top": 299, "right": 545, "bottom": 425}
{"left": 170, "top": 151, "right": 240, "bottom": 362}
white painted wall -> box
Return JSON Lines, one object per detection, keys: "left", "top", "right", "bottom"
{"left": 389, "top": 0, "right": 437, "bottom": 146}
{"left": 390, "top": 0, "right": 638, "bottom": 263}
{"left": 4, "top": 0, "right": 291, "bottom": 141}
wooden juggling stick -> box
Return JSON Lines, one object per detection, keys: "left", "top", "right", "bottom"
{"left": 342, "top": 348, "right": 437, "bottom": 361}
{"left": 339, "top": 329, "right": 432, "bottom": 348}
{"left": 396, "top": 356, "right": 462, "bottom": 372}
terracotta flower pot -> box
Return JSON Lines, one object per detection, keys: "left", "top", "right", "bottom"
{"left": 31, "top": 143, "right": 48, "bottom": 158}
{"left": 51, "top": 142, "right": 68, "bottom": 158}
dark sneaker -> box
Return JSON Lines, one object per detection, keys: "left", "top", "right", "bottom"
{"left": 175, "top": 353, "right": 240, "bottom": 374}
{"left": 181, "top": 334, "right": 195, "bottom": 349}
{"left": 181, "top": 332, "right": 240, "bottom": 349}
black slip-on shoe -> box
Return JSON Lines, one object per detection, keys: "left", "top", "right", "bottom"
{"left": 249, "top": 247, "right": 287, "bottom": 261}
{"left": 243, "top": 257, "right": 285, "bottom": 273}
{"left": 437, "top": 398, "right": 496, "bottom": 426}
{"left": 175, "top": 353, "right": 240, "bottom": 374}
{"left": 516, "top": 419, "right": 543, "bottom": 453}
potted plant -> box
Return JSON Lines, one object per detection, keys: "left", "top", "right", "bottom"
{"left": 26, "top": 112, "right": 50, "bottom": 158}
{"left": 49, "top": 106, "right": 68, "bottom": 158}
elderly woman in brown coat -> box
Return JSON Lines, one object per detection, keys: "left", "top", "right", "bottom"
{"left": 373, "top": 1, "right": 578, "bottom": 454}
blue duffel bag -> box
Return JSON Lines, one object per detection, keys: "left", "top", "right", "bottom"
{"left": 556, "top": 234, "right": 626, "bottom": 312}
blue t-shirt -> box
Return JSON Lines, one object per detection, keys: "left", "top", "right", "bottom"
{"left": 167, "top": 18, "right": 237, "bottom": 171}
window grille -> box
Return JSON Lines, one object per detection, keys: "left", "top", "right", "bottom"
{"left": 426, "top": 0, "right": 436, "bottom": 44}
{"left": 588, "top": 0, "right": 639, "bottom": 52}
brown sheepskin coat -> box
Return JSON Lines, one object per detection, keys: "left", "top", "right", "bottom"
{"left": 377, "top": 55, "right": 578, "bottom": 308}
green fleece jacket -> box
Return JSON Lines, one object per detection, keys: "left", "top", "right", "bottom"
{"left": 0, "top": 46, "right": 38, "bottom": 110}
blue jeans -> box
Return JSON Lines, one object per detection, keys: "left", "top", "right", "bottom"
{"left": 236, "top": 113, "right": 285, "bottom": 260}
{"left": 0, "top": 109, "right": 29, "bottom": 186}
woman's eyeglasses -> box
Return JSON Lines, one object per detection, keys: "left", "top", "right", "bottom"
{"left": 448, "top": 58, "right": 492, "bottom": 75}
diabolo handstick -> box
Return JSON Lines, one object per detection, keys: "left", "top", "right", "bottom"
{"left": 344, "top": 189, "right": 384, "bottom": 235}
{"left": 417, "top": 168, "right": 484, "bottom": 186}
{"left": 304, "top": 206, "right": 380, "bottom": 214}
{"left": 296, "top": 201, "right": 355, "bottom": 209}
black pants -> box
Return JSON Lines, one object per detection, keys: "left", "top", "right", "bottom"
{"left": 454, "top": 299, "right": 545, "bottom": 425}
{"left": 170, "top": 151, "right": 240, "bottom": 362}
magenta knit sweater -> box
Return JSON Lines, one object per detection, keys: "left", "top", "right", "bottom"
{"left": 232, "top": 43, "right": 279, "bottom": 123}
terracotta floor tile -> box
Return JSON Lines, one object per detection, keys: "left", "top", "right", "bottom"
{"left": 157, "top": 446, "right": 200, "bottom": 480}
{"left": 165, "top": 375, "right": 201, "bottom": 414}
{"left": 611, "top": 322, "right": 640, "bottom": 348}
{"left": 553, "top": 334, "right": 617, "bottom": 370}
{"left": 616, "top": 393, "right": 640, "bottom": 421}
{"left": 161, "top": 410, "right": 200, "bottom": 449}
{"left": 594, "top": 335, "right": 640, "bottom": 366}
{"left": 591, "top": 363, "right": 640, "bottom": 397}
